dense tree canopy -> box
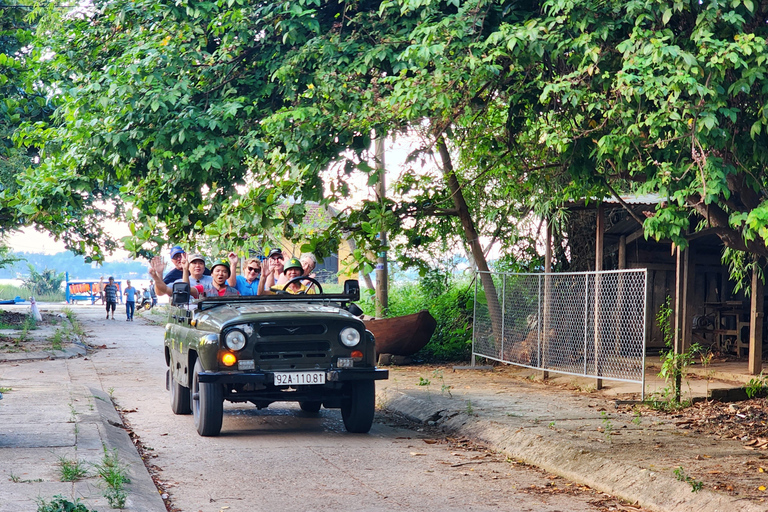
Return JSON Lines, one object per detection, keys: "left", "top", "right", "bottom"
{"left": 0, "top": 1, "right": 50, "bottom": 231}
{"left": 12, "top": 0, "right": 768, "bottom": 275}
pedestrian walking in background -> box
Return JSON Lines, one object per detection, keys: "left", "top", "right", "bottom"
{"left": 103, "top": 277, "right": 118, "bottom": 320}
{"left": 124, "top": 280, "right": 136, "bottom": 321}
{"left": 149, "top": 282, "right": 157, "bottom": 306}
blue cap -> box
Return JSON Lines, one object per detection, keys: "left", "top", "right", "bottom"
{"left": 170, "top": 246, "right": 185, "bottom": 258}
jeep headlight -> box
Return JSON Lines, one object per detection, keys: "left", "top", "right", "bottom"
{"left": 339, "top": 327, "right": 361, "bottom": 347}
{"left": 224, "top": 330, "right": 247, "bottom": 351}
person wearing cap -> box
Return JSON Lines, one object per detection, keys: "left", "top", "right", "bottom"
{"left": 160, "top": 246, "right": 212, "bottom": 285}
{"left": 149, "top": 252, "right": 214, "bottom": 297}
{"left": 161, "top": 246, "right": 187, "bottom": 285}
{"left": 226, "top": 252, "right": 261, "bottom": 296}
{"left": 148, "top": 246, "right": 211, "bottom": 296}
{"left": 258, "top": 257, "right": 317, "bottom": 295}
{"left": 194, "top": 259, "right": 239, "bottom": 297}
{"left": 261, "top": 248, "right": 285, "bottom": 288}
{"left": 103, "top": 276, "right": 119, "bottom": 320}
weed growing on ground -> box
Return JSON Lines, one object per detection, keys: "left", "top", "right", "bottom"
{"left": 746, "top": 372, "right": 768, "bottom": 398}
{"left": 656, "top": 297, "right": 702, "bottom": 407}
{"left": 431, "top": 369, "right": 452, "bottom": 397}
{"left": 36, "top": 495, "right": 97, "bottom": 512}
{"left": 600, "top": 411, "right": 614, "bottom": 442}
{"left": 68, "top": 403, "right": 78, "bottom": 423}
{"left": 9, "top": 472, "right": 42, "bottom": 483}
{"left": 417, "top": 376, "right": 431, "bottom": 386}
{"left": 465, "top": 400, "right": 474, "bottom": 416}
{"left": 95, "top": 447, "right": 130, "bottom": 508}
{"left": 631, "top": 410, "right": 642, "bottom": 425}
{"left": 62, "top": 308, "right": 85, "bottom": 337}
{"left": 58, "top": 457, "right": 88, "bottom": 482}
{"left": 673, "top": 466, "right": 703, "bottom": 492}
{"left": 50, "top": 329, "right": 64, "bottom": 351}
{"left": 0, "top": 387, "right": 11, "bottom": 393}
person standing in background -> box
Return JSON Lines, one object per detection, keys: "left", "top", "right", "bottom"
{"left": 98, "top": 276, "right": 105, "bottom": 304}
{"left": 103, "top": 277, "right": 118, "bottom": 320}
{"left": 124, "top": 280, "right": 136, "bottom": 321}
{"left": 149, "top": 282, "right": 157, "bottom": 306}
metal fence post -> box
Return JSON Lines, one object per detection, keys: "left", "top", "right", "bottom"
{"left": 472, "top": 272, "right": 478, "bottom": 367}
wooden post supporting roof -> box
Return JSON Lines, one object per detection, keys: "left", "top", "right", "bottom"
{"left": 749, "top": 263, "right": 764, "bottom": 375}
{"left": 673, "top": 245, "right": 693, "bottom": 355}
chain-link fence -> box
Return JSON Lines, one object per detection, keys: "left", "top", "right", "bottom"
{"left": 473, "top": 269, "right": 647, "bottom": 392}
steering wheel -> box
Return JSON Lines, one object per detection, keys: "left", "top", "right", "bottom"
{"left": 282, "top": 276, "right": 323, "bottom": 295}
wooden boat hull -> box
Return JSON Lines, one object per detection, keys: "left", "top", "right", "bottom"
{"left": 366, "top": 310, "right": 437, "bottom": 356}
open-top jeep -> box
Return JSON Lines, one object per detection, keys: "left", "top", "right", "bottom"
{"left": 164, "top": 279, "right": 388, "bottom": 436}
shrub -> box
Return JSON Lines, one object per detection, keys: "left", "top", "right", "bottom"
{"left": 360, "top": 268, "right": 474, "bottom": 362}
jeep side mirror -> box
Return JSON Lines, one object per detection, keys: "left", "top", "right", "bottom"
{"left": 171, "top": 282, "right": 191, "bottom": 306}
{"left": 343, "top": 279, "right": 360, "bottom": 302}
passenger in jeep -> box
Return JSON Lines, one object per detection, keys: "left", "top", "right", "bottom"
{"left": 258, "top": 257, "right": 317, "bottom": 295}
{"left": 194, "top": 260, "right": 239, "bottom": 297}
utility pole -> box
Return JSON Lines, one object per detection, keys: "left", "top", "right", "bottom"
{"left": 374, "top": 134, "right": 389, "bottom": 318}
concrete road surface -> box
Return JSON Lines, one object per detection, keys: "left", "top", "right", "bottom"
{"left": 0, "top": 305, "right": 645, "bottom": 512}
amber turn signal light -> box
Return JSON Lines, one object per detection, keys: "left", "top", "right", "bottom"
{"left": 351, "top": 350, "right": 363, "bottom": 360}
{"left": 221, "top": 353, "right": 237, "bottom": 366}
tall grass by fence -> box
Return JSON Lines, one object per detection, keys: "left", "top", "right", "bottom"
{"left": 0, "top": 284, "right": 64, "bottom": 303}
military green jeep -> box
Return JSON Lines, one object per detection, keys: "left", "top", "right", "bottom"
{"left": 164, "top": 279, "right": 387, "bottom": 436}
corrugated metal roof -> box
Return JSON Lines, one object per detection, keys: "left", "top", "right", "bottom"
{"left": 603, "top": 193, "right": 663, "bottom": 205}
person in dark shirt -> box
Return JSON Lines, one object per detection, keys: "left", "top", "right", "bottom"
{"left": 103, "top": 276, "right": 119, "bottom": 320}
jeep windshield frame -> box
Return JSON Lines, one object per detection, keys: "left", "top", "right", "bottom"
{"left": 191, "top": 293, "right": 359, "bottom": 312}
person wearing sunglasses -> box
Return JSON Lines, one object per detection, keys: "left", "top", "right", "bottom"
{"left": 227, "top": 252, "right": 261, "bottom": 296}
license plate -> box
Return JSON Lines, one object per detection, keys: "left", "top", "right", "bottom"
{"left": 273, "top": 371, "right": 326, "bottom": 385}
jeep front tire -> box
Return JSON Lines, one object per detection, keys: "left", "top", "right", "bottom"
{"left": 192, "top": 359, "right": 223, "bottom": 436}
{"left": 341, "top": 381, "right": 375, "bottom": 433}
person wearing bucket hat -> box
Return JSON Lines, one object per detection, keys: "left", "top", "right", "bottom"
{"left": 192, "top": 258, "right": 239, "bottom": 297}
{"left": 258, "top": 256, "right": 316, "bottom": 295}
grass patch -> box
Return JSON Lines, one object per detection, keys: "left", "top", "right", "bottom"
{"left": 50, "top": 329, "right": 64, "bottom": 351}
{"left": 95, "top": 448, "right": 130, "bottom": 508}
{"left": 0, "top": 284, "right": 64, "bottom": 303}
{"left": 58, "top": 457, "right": 89, "bottom": 482}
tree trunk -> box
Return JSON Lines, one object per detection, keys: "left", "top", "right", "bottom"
{"left": 436, "top": 136, "right": 505, "bottom": 353}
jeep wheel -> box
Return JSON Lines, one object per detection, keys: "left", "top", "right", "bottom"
{"left": 170, "top": 370, "right": 191, "bottom": 415}
{"left": 341, "top": 380, "right": 375, "bottom": 433}
{"left": 192, "top": 359, "right": 223, "bottom": 436}
{"left": 299, "top": 401, "right": 322, "bottom": 413}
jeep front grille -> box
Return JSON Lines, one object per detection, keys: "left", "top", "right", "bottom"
{"left": 258, "top": 324, "right": 326, "bottom": 337}
{"left": 254, "top": 340, "right": 331, "bottom": 363}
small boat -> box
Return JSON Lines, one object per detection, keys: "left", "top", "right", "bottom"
{"left": 365, "top": 310, "right": 437, "bottom": 356}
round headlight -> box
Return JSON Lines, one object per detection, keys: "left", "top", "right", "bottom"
{"left": 225, "top": 330, "right": 247, "bottom": 351}
{"left": 339, "top": 327, "right": 361, "bottom": 347}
